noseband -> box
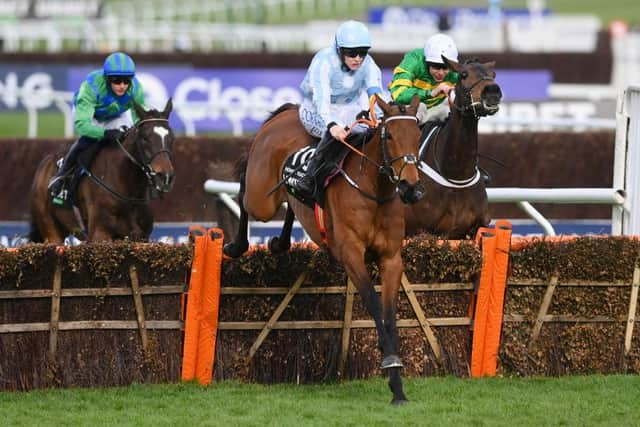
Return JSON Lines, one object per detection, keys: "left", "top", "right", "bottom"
{"left": 380, "top": 114, "right": 419, "bottom": 184}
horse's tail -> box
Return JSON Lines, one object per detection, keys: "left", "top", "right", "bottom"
{"left": 28, "top": 218, "right": 44, "bottom": 243}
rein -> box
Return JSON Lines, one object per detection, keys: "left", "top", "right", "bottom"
{"left": 414, "top": 67, "right": 498, "bottom": 188}
{"left": 418, "top": 124, "right": 481, "bottom": 189}
{"left": 341, "top": 113, "right": 419, "bottom": 204}
{"left": 83, "top": 118, "right": 172, "bottom": 204}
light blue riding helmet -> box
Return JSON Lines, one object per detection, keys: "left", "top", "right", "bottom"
{"left": 335, "top": 20, "right": 372, "bottom": 48}
{"left": 103, "top": 52, "right": 136, "bottom": 77}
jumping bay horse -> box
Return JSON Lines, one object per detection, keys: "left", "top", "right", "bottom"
{"left": 224, "top": 95, "right": 423, "bottom": 404}
{"left": 29, "top": 99, "right": 175, "bottom": 243}
{"left": 405, "top": 57, "right": 502, "bottom": 239}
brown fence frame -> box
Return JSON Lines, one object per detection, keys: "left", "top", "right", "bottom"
{"left": 1, "top": 256, "right": 639, "bottom": 380}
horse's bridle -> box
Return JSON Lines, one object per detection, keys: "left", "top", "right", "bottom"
{"left": 82, "top": 118, "right": 173, "bottom": 204}
{"left": 379, "top": 114, "right": 420, "bottom": 184}
{"left": 116, "top": 118, "right": 173, "bottom": 192}
{"left": 340, "top": 113, "right": 420, "bottom": 203}
{"left": 419, "top": 72, "right": 495, "bottom": 189}
{"left": 452, "top": 74, "right": 497, "bottom": 119}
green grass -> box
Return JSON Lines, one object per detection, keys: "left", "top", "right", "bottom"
{"left": 100, "top": 0, "right": 640, "bottom": 27}
{"left": 388, "top": 0, "right": 637, "bottom": 26}
{"left": 0, "top": 111, "right": 67, "bottom": 138}
{"left": 2, "top": 375, "right": 639, "bottom": 426}
{"left": 364, "top": 0, "right": 637, "bottom": 26}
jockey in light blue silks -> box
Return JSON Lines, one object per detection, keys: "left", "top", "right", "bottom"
{"left": 48, "top": 51, "right": 146, "bottom": 204}
{"left": 296, "top": 20, "right": 385, "bottom": 196}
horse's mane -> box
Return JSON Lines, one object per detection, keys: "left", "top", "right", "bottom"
{"left": 229, "top": 104, "right": 299, "bottom": 180}
{"left": 264, "top": 103, "right": 299, "bottom": 124}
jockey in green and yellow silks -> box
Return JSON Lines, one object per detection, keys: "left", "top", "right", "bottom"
{"left": 389, "top": 33, "right": 459, "bottom": 125}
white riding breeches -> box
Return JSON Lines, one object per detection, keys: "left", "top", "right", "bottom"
{"left": 72, "top": 108, "right": 135, "bottom": 132}
{"left": 100, "top": 110, "right": 134, "bottom": 130}
{"left": 417, "top": 101, "right": 451, "bottom": 125}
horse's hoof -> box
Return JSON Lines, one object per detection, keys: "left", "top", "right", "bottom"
{"left": 381, "top": 355, "right": 404, "bottom": 369}
{"left": 268, "top": 237, "right": 290, "bottom": 254}
{"left": 223, "top": 242, "right": 248, "bottom": 258}
{"left": 391, "top": 397, "right": 409, "bottom": 406}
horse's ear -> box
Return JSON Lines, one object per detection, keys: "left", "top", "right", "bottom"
{"left": 443, "top": 55, "right": 461, "bottom": 73}
{"left": 162, "top": 98, "right": 173, "bottom": 118}
{"left": 132, "top": 100, "right": 147, "bottom": 119}
{"left": 375, "top": 93, "right": 391, "bottom": 115}
{"left": 483, "top": 61, "right": 496, "bottom": 72}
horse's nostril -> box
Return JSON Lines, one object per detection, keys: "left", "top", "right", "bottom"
{"left": 398, "top": 181, "right": 425, "bottom": 204}
{"left": 412, "top": 184, "right": 425, "bottom": 203}
{"left": 155, "top": 172, "right": 175, "bottom": 191}
{"left": 483, "top": 84, "right": 502, "bottom": 102}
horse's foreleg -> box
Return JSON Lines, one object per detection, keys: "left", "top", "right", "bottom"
{"left": 223, "top": 173, "right": 250, "bottom": 258}
{"left": 340, "top": 244, "right": 394, "bottom": 365}
{"left": 380, "top": 253, "right": 403, "bottom": 357}
{"left": 379, "top": 252, "right": 408, "bottom": 405}
{"left": 39, "top": 220, "right": 65, "bottom": 245}
{"left": 268, "top": 206, "right": 294, "bottom": 254}
{"left": 32, "top": 210, "right": 62, "bottom": 244}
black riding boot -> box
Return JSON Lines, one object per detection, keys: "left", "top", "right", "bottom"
{"left": 48, "top": 138, "right": 87, "bottom": 198}
{"left": 297, "top": 132, "right": 334, "bottom": 196}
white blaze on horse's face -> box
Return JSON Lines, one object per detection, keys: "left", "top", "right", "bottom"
{"left": 153, "top": 126, "right": 170, "bottom": 148}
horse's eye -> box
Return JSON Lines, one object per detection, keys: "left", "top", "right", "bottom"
{"left": 460, "top": 71, "right": 468, "bottom": 79}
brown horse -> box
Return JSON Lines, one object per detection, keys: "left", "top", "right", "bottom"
{"left": 29, "top": 99, "right": 175, "bottom": 244}
{"left": 224, "top": 95, "right": 423, "bottom": 404}
{"left": 405, "top": 57, "right": 502, "bottom": 239}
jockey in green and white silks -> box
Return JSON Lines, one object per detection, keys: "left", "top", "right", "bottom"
{"left": 48, "top": 52, "right": 146, "bottom": 203}
{"left": 296, "top": 20, "right": 384, "bottom": 196}
{"left": 389, "top": 33, "right": 459, "bottom": 125}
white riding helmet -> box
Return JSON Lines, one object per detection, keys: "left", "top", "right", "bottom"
{"left": 424, "top": 33, "right": 458, "bottom": 64}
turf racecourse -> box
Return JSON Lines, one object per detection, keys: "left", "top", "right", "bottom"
{"left": 1, "top": 375, "right": 638, "bottom": 426}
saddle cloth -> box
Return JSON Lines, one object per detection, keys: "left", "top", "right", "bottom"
{"left": 282, "top": 129, "right": 376, "bottom": 208}
{"left": 282, "top": 145, "right": 322, "bottom": 208}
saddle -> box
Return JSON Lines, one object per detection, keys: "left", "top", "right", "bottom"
{"left": 283, "top": 130, "right": 374, "bottom": 208}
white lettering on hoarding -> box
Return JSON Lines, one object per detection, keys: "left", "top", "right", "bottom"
{"left": 145, "top": 75, "right": 302, "bottom": 135}
{"left": 480, "top": 101, "right": 604, "bottom": 132}
{"left": 0, "top": 72, "right": 54, "bottom": 109}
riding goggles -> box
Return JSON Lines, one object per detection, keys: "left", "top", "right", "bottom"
{"left": 342, "top": 47, "right": 369, "bottom": 58}
{"left": 108, "top": 76, "right": 132, "bottom": 85}
{"left": 427, "top": 62, "right": 448, "bottom": 71}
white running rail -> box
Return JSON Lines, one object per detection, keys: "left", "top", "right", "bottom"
{"left": 203, "top": 86, "right": 640, "bottom": 237}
